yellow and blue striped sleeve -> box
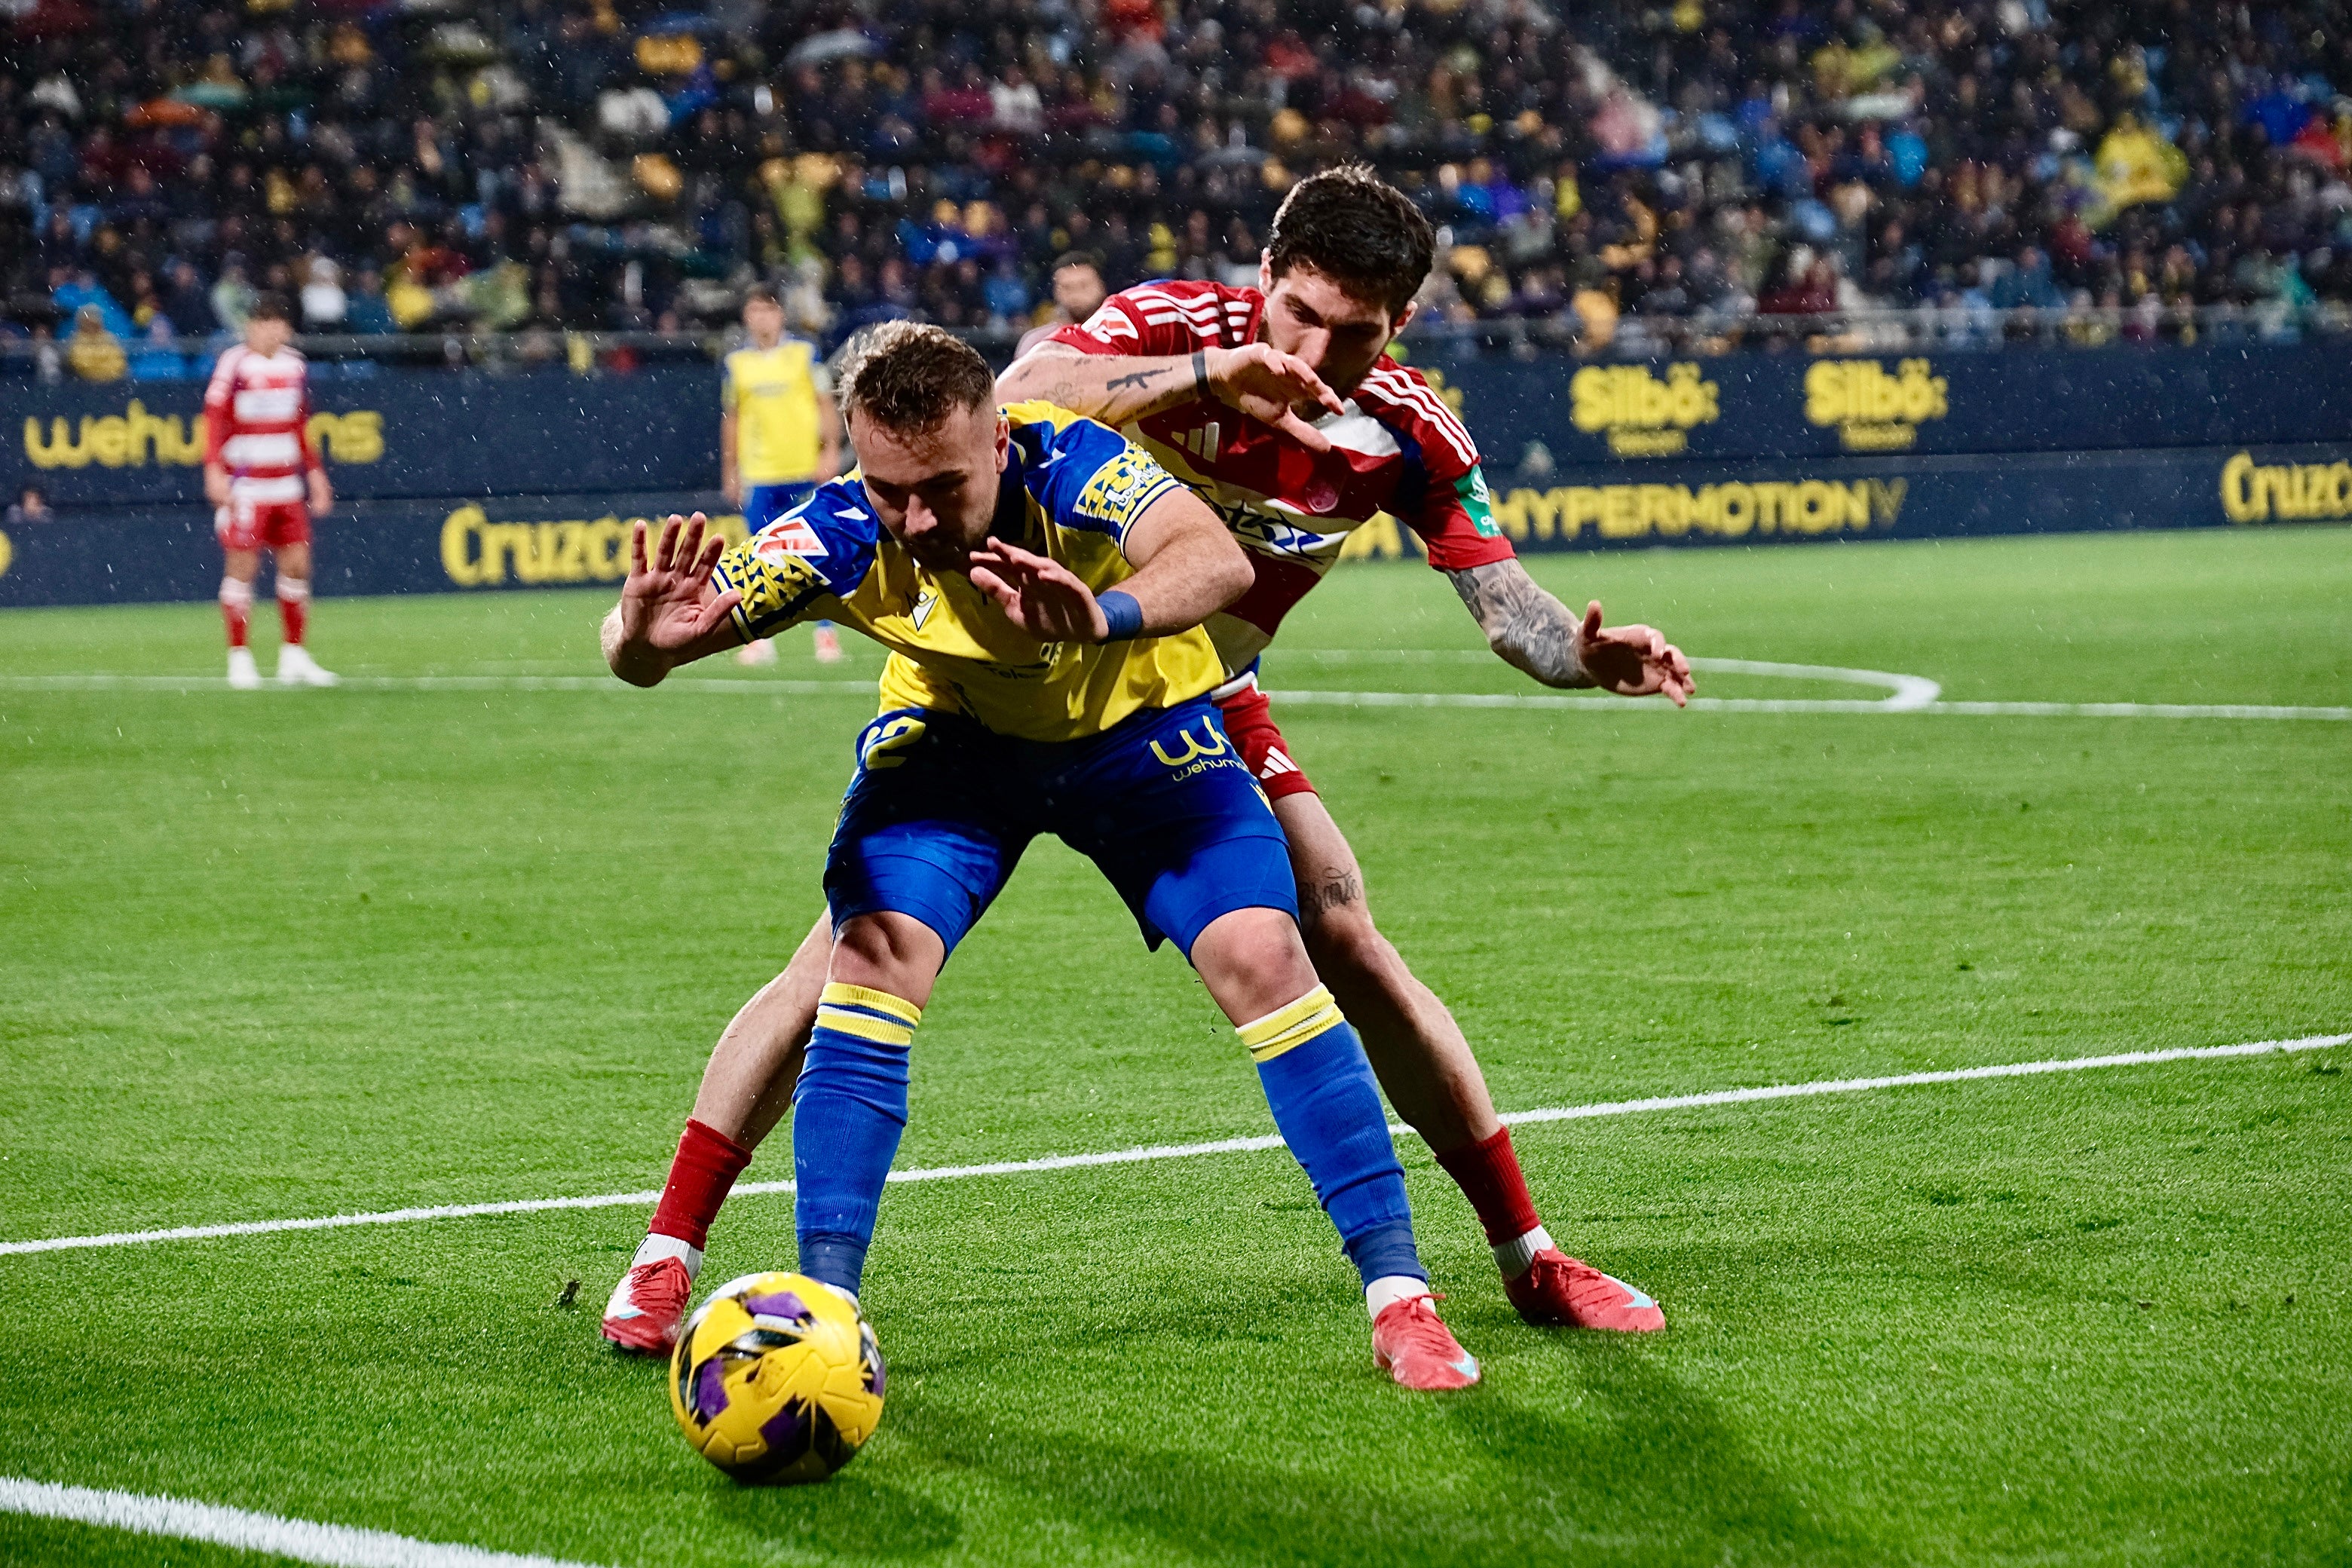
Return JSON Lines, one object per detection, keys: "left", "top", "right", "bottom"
{"left": 709, "top": 479, "right": 879, "bottom": 639}
{"left": 712, "top": 536, "right": 830, "bottom": 639}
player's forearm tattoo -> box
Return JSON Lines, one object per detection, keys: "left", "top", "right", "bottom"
{"left": 1297, "top": 865, "right": 1363, "bottom": 920}
{"left": 1103, "top": 366, "right": 1168, "bottom": 392}
{"left": 1446, "top": 561, "right": 1591, "bottom": 688}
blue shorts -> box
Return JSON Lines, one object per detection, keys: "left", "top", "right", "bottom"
{"left": 743, "top": 482, "right": 817, "bottom": 531}
{"left": 824, "top": 700, "right": 1297, "bottom": 960}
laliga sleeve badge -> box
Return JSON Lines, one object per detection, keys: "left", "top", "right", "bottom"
{"left": 753, "top": 514, "right": 828, "bottom": 560}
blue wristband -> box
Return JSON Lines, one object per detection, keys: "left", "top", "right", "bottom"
{"left": 1097, "top": 590, "right": 1144, "bottom": 642}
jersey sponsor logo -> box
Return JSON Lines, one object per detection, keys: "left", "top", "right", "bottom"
{"left": 1459, "top": 468, "right": 1502, "bottom": 538}
{"left": 1220, "top": 503, "right": 1347, "bottom": 562}
{"left": 1150, "top": 717, "right": 1233, "bottom": 773}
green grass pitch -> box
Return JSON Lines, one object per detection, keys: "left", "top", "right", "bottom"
{"left": 1, "top": 526, "right": 2348, "bottom": 1566}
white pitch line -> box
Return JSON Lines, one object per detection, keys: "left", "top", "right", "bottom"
{"left": 1261, "top": 689, "right": 2352, "bottom": 721}
{"left": 0, "top": 1478, "right": 611, "bottom": 1568}
{"left": 1288, "top": 651, "right": 1945, "bottom": 709}
{"left": 3, "top": 1034, "right": 2339, "bottom": 1261}
{"left": 0, "top": 672, "right": 878, "bottom": 696}
{"left": 4, "top": 667, "right": 2344, "bottom": 719}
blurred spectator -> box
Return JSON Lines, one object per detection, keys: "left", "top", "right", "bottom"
{"left": 211, "top": 260, "right": 258, "bottom": 338}
{"left": 1014, "top": 253, "right": 1109, "bottom": 357}
{"left": 162, "top": 262, "right": 218, "bottom": 340}
{"left": 345, "top": 269, "right": 396, "bottom": 336}
{"left": 7, "top": 486, "right": 53, "bottom": 527}
{"left": 66, "top": 305, "right": 126, "bottom": 381}
{"left": 300, "top": 258, "right": 348, "bottom": 332}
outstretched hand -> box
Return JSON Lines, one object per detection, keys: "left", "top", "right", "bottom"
{"left": 1576, "top": 600, "right": 1695, "bottom": 707}
{"left": 1206, "top": 344, "right": 1349, "bottom": 452}
{"left": 618, "top": 513, "right": 741, "bottom": 657}
{"left": 967, "top": 540, "right": 1109, "bottom": 642}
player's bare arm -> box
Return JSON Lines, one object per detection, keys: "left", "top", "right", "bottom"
{"left": 1445, "top": 560, "right": 1695, "bottom": 706}
{"left": 997, "top": 343, "right": 1347, "bottom": 452}
{"left": 601, "top": 513, "right": 745, "bottom": 686}
{"left": 968, "top": 488, "right": 1249, "bottom": 642}
{"left": 718, "top": 410, "right": 741, "bottom": 506}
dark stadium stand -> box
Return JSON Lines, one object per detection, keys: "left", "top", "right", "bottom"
{"left": 3, "top": 0, "right": 2350, "bottom": 370}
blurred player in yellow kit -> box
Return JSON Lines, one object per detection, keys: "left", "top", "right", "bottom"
{"left": 721, "top": 283, "right": 843, "bottom": 665}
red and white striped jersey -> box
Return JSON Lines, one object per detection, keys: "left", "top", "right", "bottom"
{"left": 1046, "top": 279, "right": 1514, "bottom": 676}
{"left": 204, "top": 345, "right": 318, "bottom": 506}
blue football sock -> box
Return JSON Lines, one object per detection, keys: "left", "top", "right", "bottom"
{"left": 792, "top": 982, "right": 922, "bottom": 1297}
{"left": 1240, "top": 986, "right": 1426, "bottom": 1288}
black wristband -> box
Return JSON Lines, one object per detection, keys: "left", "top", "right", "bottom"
{"left": 1098, "top": 589, "right": 1145, "bottom": 642}
{"left": 1191, "top": 348, "right": 1208, "bottom": 399}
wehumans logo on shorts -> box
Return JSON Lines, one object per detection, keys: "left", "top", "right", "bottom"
{"left": 1152, "top": 718, "right": 1242, "bottom": 779}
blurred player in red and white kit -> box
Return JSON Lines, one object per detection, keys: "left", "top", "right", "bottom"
{"left": 599, "top": 167, "right": 1694, "bottom": 1356}
{"left": 204, "top": 296, "right": 336, "bottom": 688}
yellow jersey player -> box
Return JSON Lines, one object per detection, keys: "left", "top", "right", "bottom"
{"left": 600, "top": 323, "right": 1481, "bottom": 1390}
{"left": 721, "top": 284, "right": 843, "bottom": 665}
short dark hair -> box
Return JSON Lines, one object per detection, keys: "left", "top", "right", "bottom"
{"left": 1266, "top": 164, "right": 1435, "bottom": 317}
{"left": 1050, "top": 252, "right": 1103, "bottom": 277}
{"left": 743, "top": 283, "right": 780, "bottom": 307}
{"left": 841, "top": 321, "right": 995, "bottom": 433}
{"left": 249, "top": 292, "right": 292, "bottom": 323}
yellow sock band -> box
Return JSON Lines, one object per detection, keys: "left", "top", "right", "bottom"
{"left": 816, "top": 982, "right": 924, "bottom": 1048}
{"left": 1236, "top": 985, "right": 1343, "bottom": 1064}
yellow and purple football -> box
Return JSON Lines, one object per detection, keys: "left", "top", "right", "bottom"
{"left": 667, "top": 1272, "right": 885, "bottom": 1484}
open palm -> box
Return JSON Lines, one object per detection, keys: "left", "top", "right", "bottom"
{"left": 620, "top": 513, "right": 740, "bottom": 654}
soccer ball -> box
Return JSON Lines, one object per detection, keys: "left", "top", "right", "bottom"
{"left": 668, "top": 1272, "right": 886, "bottom": 1484}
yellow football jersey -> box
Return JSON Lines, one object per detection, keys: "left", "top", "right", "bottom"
{"left": 722, "top": 340, "right": 830, "bottom": 484}
{"left": 710, "top": 402, "right": 1223, "bottom": 743}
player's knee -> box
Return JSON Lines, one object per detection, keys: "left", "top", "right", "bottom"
{"left": 828, "top": 912, "right": 942, "bottom": 1006}
{"left": 1192, "top": 905, "right": 1321, "bottom": 1022}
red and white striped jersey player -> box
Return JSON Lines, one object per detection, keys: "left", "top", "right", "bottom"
{"left": 999, "top": 170, "right": 1698, "bottom": 1328}
{"left": 596, "top": 167, "right": 1695, "bottom": 1360}
{"left": 204, "top": 297, "right": 336, "bottom": 688}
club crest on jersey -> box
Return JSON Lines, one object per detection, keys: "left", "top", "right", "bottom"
{"left": 752, "top": 513, "right": 828, "bottom": 560}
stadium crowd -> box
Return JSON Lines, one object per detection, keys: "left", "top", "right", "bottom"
{"left": 5, "top": 0, "right": 2352, "bottom": 372}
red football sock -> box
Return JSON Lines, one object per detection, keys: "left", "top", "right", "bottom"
{"left": 649, "top": 1118, "right": 753, "bottom": 1251}
{"left": 1433, "top": 1126, "right": 1543, "bottom": 1248}
{"left": 219, "top": 577, "right": 251, "bottom": 649}
{"left": 277, "top": 577, "right": 308, "bottom": 645}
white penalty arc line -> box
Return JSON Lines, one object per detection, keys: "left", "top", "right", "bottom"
{"left": 2, "top": 1033, "right": 2340, "bottom": 1261}
{"left": 0, "top": 1478, "right": 611, "bottom": 1568}
{"left": 4, "top": 670, "right": 2344, "bottom": 720}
